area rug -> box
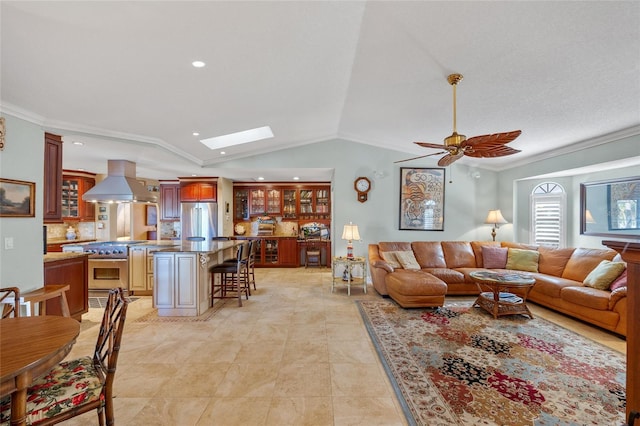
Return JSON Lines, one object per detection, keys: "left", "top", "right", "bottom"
{"left": 134, "top": 300, "right": 227, "bottom": 323}
{"left": 357, "top": 299, "right": 626, "bottom": 426}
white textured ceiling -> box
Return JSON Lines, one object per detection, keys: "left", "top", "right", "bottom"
{"left": 1, "top": 1, "right": 639, "bottom": 181}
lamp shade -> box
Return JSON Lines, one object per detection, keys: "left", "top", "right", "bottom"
{"left": 485, "top": 210, "right": 508, "bottom": 225}
{"left": 342, "top": 223, "right": 360, "bottom": 241}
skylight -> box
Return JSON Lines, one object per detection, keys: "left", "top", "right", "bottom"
{"left": 200, "top": 126, "right": 274, "bottom": 150}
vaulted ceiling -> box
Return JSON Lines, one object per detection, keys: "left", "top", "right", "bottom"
{"left": 2, "top": 1, "right": 639, "bottom": 181}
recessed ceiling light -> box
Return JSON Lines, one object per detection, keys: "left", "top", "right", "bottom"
{"left": 192, "top": 61, "right": 206, "bottom": 68}
{"left": 191, "top": 174, "right": 197, "bottom": 177}
{"left": 293, "top": 176, "right": 300, "bottom": 180}
{"left": 257, "top": 176, "right": 265, "bottom": 181}
{"left": 192, "top": 132, "right": 200, "bottom": 136}
{"left": 220, "top": 151, "right": 226, "bottom": 155}
{"left": 72, "top": 141, "right": 84, "bottom": 146}
{"left": 200, "top": 126, "right": 274, "bottom": 150}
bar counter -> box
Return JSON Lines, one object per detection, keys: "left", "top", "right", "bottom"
{"left": 152, "top": 240, "right": 243, "bottom": 316}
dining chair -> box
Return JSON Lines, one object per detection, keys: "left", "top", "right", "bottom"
{"left": 0, "top": 287, "right": 20, "bottom": 318}
{"left": 0, "top": 287, "right": 128, "bottom": 425}
{"left": 305, "top": 239, "right": 322, "bottom": 268}
{"left": 210, "top": 242, "right": 250, "bottom": 307}
{"left": 247, "top": 240, "right": 257, "bottom": 291}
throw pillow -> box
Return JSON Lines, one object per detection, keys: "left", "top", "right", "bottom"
{"left": 609, "top": 269, "right": 627, "bottom": 291}
{"left": 505, "top": 248, "right": 540, "bottom": 272}
{"left": 395, "top": 250, "right": 421, "bottom": 270}
{"left": 380, "top": 251, "right": 401, "bottom": 269}
{"left": 583, "top": 260, "right": 626, "bottom": 290}
{"left": 482, "top": 246, "right": 508, "bottom": 269}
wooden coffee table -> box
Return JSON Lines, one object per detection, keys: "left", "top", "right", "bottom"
{"left": 470, "top": 271, "right": 536, "bottom": 319}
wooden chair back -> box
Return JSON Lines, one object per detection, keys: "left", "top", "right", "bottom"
{"left": 0, "top": 287, "right": 20, "bottom": 318}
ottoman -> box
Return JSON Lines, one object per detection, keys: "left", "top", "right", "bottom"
{"left": 385, "top": 270, "right": 447, "bottom": 308}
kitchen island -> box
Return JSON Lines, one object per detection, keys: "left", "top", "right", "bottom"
{"left": 152, "top": 240, "right": 242, "bottom": 316}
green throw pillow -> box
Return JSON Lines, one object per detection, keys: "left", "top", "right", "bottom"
{"left": 505, "top": 248, "right": 540, "bottom": 272}
{"left": 395, "top": 250, "right": 421, "bottom": 270}
{"left": 583, "top": 260, "right": 626, "bottom": 290}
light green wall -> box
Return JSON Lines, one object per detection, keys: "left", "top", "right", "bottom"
{"left": 215, "top": 139, "right": 501, "bottom": 257}
{"left": 498, "top": 133, "right": 640, "bottom": 248}
{"left": 0, "top": 114, "right": 45, "bottom": 291}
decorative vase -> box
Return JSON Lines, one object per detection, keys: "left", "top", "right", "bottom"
{"left": 65, "top": 226, "right": 77, "bottom": 240}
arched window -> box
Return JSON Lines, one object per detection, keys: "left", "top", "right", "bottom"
{"left": 530, "top": 182, "right": 566, "bottom": 247}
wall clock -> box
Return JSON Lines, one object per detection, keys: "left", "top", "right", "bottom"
{"left": 354, "top": 177, "right": 371, "bottom": 203}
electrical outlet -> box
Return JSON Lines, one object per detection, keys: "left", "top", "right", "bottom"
{"left": 4, "top": 237, "right": 14, "bottom": 250}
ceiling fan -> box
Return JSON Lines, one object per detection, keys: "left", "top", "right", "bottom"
{"left": 396, "top": 73, "right": 522, "bottom": 166}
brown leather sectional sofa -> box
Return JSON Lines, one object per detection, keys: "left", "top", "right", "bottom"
{"left": 368, "top": 241, "right": 627, "bottom": 336}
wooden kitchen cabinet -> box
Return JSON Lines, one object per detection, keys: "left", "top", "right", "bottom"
{"left": 282, "top": 188, "right": 297, "bottom": 219}
{"left": 129, "top": 246, "right": 156, "bottom": 295}
{"left": 160, "top": 182, "right": 180, "bottom": 220}
{"left": 62, "top": 171, "right": 96, "bottom": 221}
{"left": 278, "top": 237, "right": 298, "bottom": 266}
{"left": 44, "top": 254, "right": 89, "bottom": 321}
{"left": 179, "top": 178, "right": 217, "bottom": 202}
{"left": 249, "top": 187, "right": 281, "bottom": 216}
{"left": 234, "top": 188, "right": 249, "bottom": 220}
{"left": 43, "top": 133, "right": 63, "bottom": 223}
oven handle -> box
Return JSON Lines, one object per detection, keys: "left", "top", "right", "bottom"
{"left": 89, "top": 258, "right": 128, "bottom": 262}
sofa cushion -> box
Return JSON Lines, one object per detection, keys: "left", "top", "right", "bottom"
{"left": 379, "top": 242, "right": 412, "bottom": 253}
{"left": 609, "top": 286, "right": 627, "bottom": 310}
{"left": 505, "top": 248, "right": 539, "bottom": 272}
{"left": 562, "top": 248, "right": 618, "bottom": 282}
{"left": 529, "top": 274, "right": 583, "bottom": 298}
{"left": 412, "top": 242, "right": 447, "bottom": 268}
{"left": 482, "top": 246, "right": 508, "bottom": 269}
{"left": 422, "top": 268, "right": 466, "bottom": 283}
{"left": 537, "top": 246, "right": 575, "bottom": 277}
{"left": 583, "top": 260, "right": 626, "bottom": 290}
{"left": 441, "top": 241, "right": 477, "bottom": 268}
{"left": 395, "top": 250, "right": 421, "bottom": 270}
{"left": 380, "top": 251, "right": 401, "bottom": 269}
{"left": 501, "top": 241, "right": 539, "bottom": 250}
{"left": 470, "top": 241, "right": 501, "bottom": 268}
{"left": 610, "top": 269, "right": 627, "bottom": 291}
{"left": 561, "top": 286, "right": 610, "bottom": 311}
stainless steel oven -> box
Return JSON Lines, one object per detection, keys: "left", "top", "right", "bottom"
{"left": 75, "top": 240, "right": 146, "bottom": 290}
{"left": 88, "top": 258, "right": 129, "bottom": 290}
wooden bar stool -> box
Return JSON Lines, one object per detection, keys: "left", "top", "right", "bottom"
{"left": 21, "top": 284, "right": 71, "bottom": 317}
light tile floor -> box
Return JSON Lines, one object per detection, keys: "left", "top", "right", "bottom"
{"left": 65, "top": 267, "right": 625, "bottom": 425}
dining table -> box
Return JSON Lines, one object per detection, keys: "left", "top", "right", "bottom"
{"left": 0, "top": 315, "right": 80, "bottom": 426}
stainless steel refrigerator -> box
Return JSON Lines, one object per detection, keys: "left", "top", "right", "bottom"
{"left": 181, "top": 202, "right": 218, "bottom": 241}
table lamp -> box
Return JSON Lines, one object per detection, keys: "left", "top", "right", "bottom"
{"left": 342, "top": 222, "right": 360, "bottom": 259}
{"left": 485, "top": 209, "right": 508, "bottom": 241}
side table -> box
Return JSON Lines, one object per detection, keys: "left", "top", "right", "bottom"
{"left": 332, "top": 256, "right": 367, "bottom": 295}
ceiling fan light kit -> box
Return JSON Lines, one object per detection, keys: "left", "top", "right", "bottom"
{"left": 396, "top": 73, "right": 522, "bottom": 166}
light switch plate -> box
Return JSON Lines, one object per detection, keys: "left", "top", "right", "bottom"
{"left": 4, "top": 237, "right": 14, "bottom": 249}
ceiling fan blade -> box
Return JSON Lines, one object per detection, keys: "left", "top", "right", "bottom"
{"left": 414, "top": 142, "right": 447, "bottom": 150}
{"left": 464, "top": 130, "right": 522, "bottom": 148}
{"left": 437, "top": 152, "right": 464, "bottom": 167}
{"left": 394, "top": 151, "right": 447, "bottom": 164}
{"left": 464, "top": 145, "right": 521, "bottom": 158}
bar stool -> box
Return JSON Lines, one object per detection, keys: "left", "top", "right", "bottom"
{"left": 210, "top": 242, "right": 249, "bottom": 307}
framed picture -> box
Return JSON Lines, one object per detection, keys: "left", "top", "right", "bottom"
{"left": 399, "top": 168, "right": 445, "bottom": 231}
{"left": 0, "top": 178, "right": 35, "bottom": 217}
{"left": 581, "top": 176, "right": 640, "bottom": 238}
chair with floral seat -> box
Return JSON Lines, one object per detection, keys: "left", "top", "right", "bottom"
{"left": 0, "top": 287, "right": 128, "bottom": 426}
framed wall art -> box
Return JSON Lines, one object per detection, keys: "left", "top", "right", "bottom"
{"left": 0, "top": 178, "right": 35, "bottom": 217}
{"left": 399, "top": 167, "right": 445, "bottom": 231}
{"left": 580, "top": 175, "right": 640, "bottom": 238}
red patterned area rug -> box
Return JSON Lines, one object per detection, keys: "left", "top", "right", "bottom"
{"left": 357, "top": 299, "right": 626, "bottom": 426}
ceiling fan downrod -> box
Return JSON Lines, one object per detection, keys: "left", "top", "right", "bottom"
{"left": 447, "top": 73, "right": 463, "bottom": 133}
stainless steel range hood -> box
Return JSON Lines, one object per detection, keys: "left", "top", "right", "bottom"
{"left": 82, "top": 160, "right": 158, "bottom": 203}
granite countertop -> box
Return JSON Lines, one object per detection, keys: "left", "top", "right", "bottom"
{"left": 43, "top": 252, "right": 90, "bottom": 263}
{"left": 155, "top": 240, "right": 242, "bottom": 254}
{"left": 47, "top": 237, "right": 96, "bottom": 245}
